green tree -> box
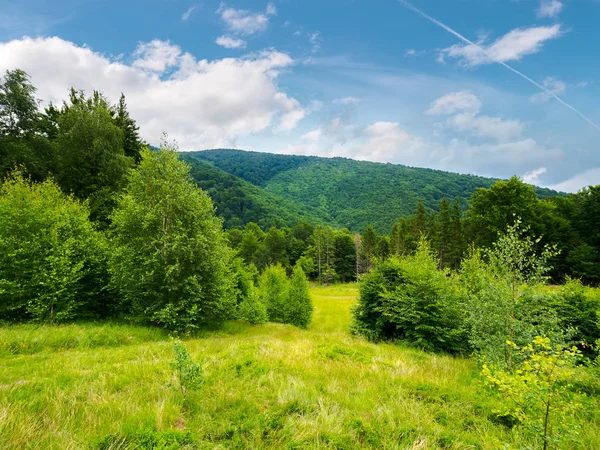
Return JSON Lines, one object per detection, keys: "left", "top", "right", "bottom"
{"left": 288, "top": 265, "right": 313, "bottom": 328}
{"left": 55, "top": 90, "right": 132, "bottom": 223}
{"left": 0, "top": 69, "right": 39, "bottom": 138}
{"left": 467, "top": 176, "right": 542, "bottom": 249}
{"left": 359, "top": 225, "right": 377, "bottom": 273}
{"left": 259, "top": 264, "right": 290, "bottom": 323}
{"left": 333, "top": 230, "right": 356, "bottom": 282}
{"left": 0, "top": 172, "right": 108, "bottom": 322}
{"left": 437, "top": 197, "right": 452, "bottom": 269}
{"left": 108, "top": 147, "right": 234, "bottom": 332}
{"left": 113, "top": 93, "right": 144, "bottom": 163}
{"left": 0, "top": 69, "right": 55, "bottom": 182}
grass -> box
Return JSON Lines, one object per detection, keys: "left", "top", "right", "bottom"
{"left": 0, "top": 284, "right": 598, "bottom": 449}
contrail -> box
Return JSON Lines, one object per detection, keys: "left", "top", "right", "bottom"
{"left": 397, "top": 0, "right": 600, "bottom": 131}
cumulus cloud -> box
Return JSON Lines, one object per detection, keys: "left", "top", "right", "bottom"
{"left": 426, "top": 91, "right": 481, "bottom": 116}
{"left": 530, "top": 77, "right": 566, "bottom": 102}
{"left": 0, "top": 37, "right": 305, "bottom": 149}
{"left": 428, "top": 91, "right": 524, "bottom": 142}
{"left": 440, "top": 25, "right": 562, "bottom": 67}
{"left": 217, "top": 3, "right": 270, "bottom": 35}
{"left": 132, "top": 40, "right": 182, "bottom": 72}
{"left": 537, "top": 0, "right": 563, "bottom": 18}
{"left": 215, "top": 35, "right": 247, "bottom": 49}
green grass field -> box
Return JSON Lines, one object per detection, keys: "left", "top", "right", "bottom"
{"left": 1, "top": 284, "right": 598, "bottom": 449}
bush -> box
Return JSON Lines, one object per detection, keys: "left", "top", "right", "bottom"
{"left": 352, "top": 239, "right": 468, "bottom": 354}
{"left": 108, "top": 148, "right": 235, "bottom": 332}
{"left": 0, "top": 172, "right": 109, "bottom": 322}
{"left": 288, "top": 265, "right": 313, "bottom": 328}
{"left": 231, "top": 258, "right": 267, "bottom": 325}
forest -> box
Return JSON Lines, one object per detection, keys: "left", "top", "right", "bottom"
{"left": 1, "top": 68, "right": 600, "bottom": 449}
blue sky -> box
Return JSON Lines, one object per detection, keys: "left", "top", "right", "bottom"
{"left": 1, "top": 0, "right": 599, "bottom": 191}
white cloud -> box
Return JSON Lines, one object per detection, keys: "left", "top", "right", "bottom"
{"left": 428, "top": 91, "right": 524, "bottom": 142}
{"left": 447, "top": 113, "right": 524, "bottom": 142}
{"left": 548, "top": 168, "right": 600, "bottom": 193}
{"left": 576, "top": 81, "right": 589, "bottom": 88}
{"left": 440, "top": 25, "right": 562, "bottom": 67}
{"left": 266, "top": 3, "right": 277, "bottom": 16}
{"left": 537, "top": 0, "right": 563, "bottom": 18}
{"left": 132, "top": 40, "right": 182, "bottom": 73}
{"left": 523, "top": 167, "right": 547, "bottom": 184}
{"left": 0, "top": 37, "right": 305, "bottom": 149}
{"left": 334, "top": 96, "right": 360, "bottom": 105}
{"left": 215, "top": 35, "right": 247, "bottom": 49}
{"left": 302, "top": 129, "right": 322, "bottom": 141}
{"left": 404, "top": 49, "right": 425, "bottom": 57}
{"left": 530, "top": 77, "right": 566, "bottom": 102}
{"left": 181, "top": 6, "right": 196, "bottom": 21}
{"left": 309, "top": 32, "right": 321, "bottom": 53}
{"left": 217, "top": 3, "right": 270, "bottom": 35}
{"left": 426, "top": 91, "right": 481, "bottom": 116}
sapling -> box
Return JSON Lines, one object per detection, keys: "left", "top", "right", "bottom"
{"left": 169, "top": 340, "right": 203, "bottom": 400}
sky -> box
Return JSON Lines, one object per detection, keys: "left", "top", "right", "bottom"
{"left": 0, "top": 0, "right": 598, "bottom": 192}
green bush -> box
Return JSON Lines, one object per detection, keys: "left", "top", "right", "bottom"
{"left": 0, "top": 172, "right": 109, "bottom": 322}
{"left": 108, "top": 148, "right": 235, "bottom": 332}
{"left": 352, "top": 239, "right": 468, "bottom": 354}
{"left": 288, "top": 265, "right": 313, "bottom": 328}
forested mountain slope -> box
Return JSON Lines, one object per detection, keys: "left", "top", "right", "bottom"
{"left": 187, "top": 149, "right": 561, "bottom": 233}
{"left": 182, "top": 155, "right": 326, "bottom": 229}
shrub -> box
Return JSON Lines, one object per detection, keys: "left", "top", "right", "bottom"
{"left": 288, "top": 265, "right": 313, "bottom": 328}
{"left": 108, "top": 148, "right": 235, "bottom": 332}
{"left": 0, "top": 172, "right": 109, "bottom": 322}
{"left": 352, "top": 239, "right": 468, "bottom": 353}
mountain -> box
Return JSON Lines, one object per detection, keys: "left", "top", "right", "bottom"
{"left": 182, "top": 155, "right": 324, "bottom": 229}
{"left": 185, "top": 149, "right": 561, "bottom": 233}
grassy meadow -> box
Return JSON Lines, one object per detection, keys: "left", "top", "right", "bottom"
{"left": 1, "top": 284, "right": 599, "bottom": 449}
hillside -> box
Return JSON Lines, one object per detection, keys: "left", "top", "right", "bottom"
{"left": 187, "top": 149, "right": 561, "bottom": 233}
{"left": 182, "top": 155, "right": 325, "bottom": 229}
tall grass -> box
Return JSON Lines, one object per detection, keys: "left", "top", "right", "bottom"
{"left": 0, "top": 284, "right": 598, "bottom": 449}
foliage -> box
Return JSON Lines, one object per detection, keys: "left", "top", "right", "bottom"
{"left": 353, "top": 239, "right": 469, "bottom": 353}
{"left": 0, "top": 69, "right": 39, "bottom": 138}
{"left": 108, "top": 147, "right": 234, "bottom": 332}
{"left": 55, "top": 90, "right": 133, "bottom": 224}
{"left": 288, "top": 265, "right": 313, "bottom": 328}
{"left": 258, "top": 264, "right": 290, "bottom": 324}
{"left": 0, "top": 172, "right": 109, "bottom": 322}
{"left": 169, "top": 340, "right": 203, "bottom": 400}
{"left": 190, "top": 149, "right": 558, "bottom": 234}
{"left": 482, "top": 337, "right": 584, "bottom": 449}
{"left": 461, "top": 222, "right": 563, "bottom": 369}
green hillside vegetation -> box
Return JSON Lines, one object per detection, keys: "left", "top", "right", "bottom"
{"left": 183, "top": 155, "right": 324, "bottom": 229}
{"left": 2, "top": 285, "right": 599, "bottom": 449}
{"left": 189, "top": 149, "right": 561, "bottom": 233}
